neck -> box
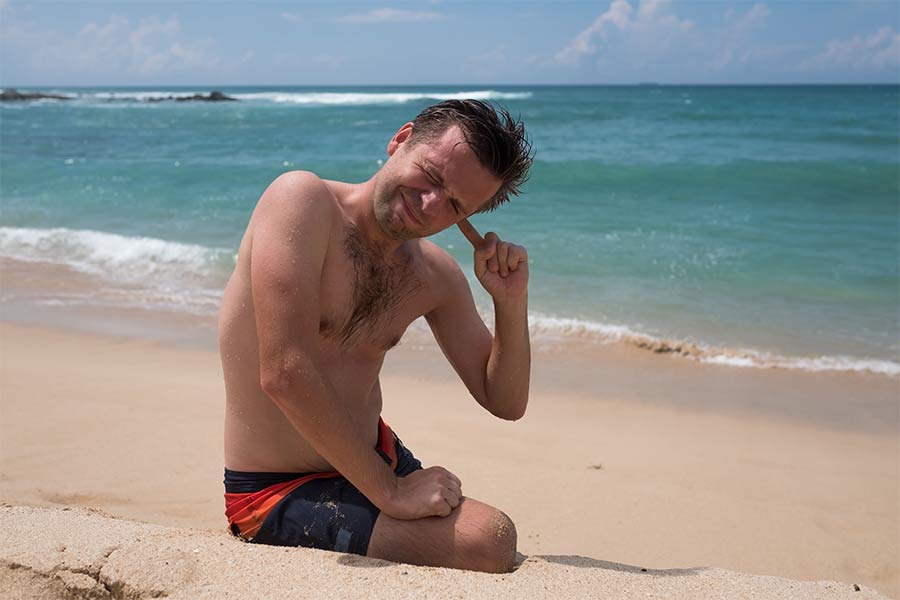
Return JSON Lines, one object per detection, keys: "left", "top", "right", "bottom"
{"left": 341, "top": 178, "right": 406, "bottom": 259}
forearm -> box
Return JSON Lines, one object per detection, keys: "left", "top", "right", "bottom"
{"left": 484, "top": 294, "right": 531, "bottom": 420}
{"left": 263, "top": 359, "right": 397, "bottom": 509}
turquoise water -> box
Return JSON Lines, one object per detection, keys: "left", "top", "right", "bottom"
{"left": 1, "top": 85, "right": 898, "bottom": 374}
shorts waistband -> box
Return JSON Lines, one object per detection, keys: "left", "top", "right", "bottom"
{"left": 223, "top": 417, "right": 396, "bottom": 540}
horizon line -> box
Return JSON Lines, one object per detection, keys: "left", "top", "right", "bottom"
{"left": 2, "top": 82, "right": 899, "bottom": 89}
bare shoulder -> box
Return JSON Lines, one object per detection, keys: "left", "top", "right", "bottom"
{"left": 252, "top": 170, "right": 338, "bottom": 224}
{"left": 243, "top": 170, "right": 339, "bottom": 281}
{"left": 414, "top": 239, "right": 470, "bottom": 301}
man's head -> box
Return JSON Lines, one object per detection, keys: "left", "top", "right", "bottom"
{"left": 372, "top": 100, "right": 533, "bottom": 240}
{"left": 405, "top": 100, "right": 533, "bottom": 213}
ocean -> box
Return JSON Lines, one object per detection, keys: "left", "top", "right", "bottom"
{"left": 1, "top": 85, "right": 898, "bottom": 375}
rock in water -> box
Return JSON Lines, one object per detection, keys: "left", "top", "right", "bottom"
{"left": 0, "top": 88, "right": 72, "bottom": 101}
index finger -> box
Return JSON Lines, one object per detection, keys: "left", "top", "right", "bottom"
{"left": 456, "top": 219, "right": 484, "bottom": 248}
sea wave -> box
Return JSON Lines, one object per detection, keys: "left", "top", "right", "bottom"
{"left": 230, "top": 90, "right": 533, "bottom": 105}
{"left": 33, "top": 89, "right": 533, "bottom": 108}
{"left": 0, "top": 226, "right": 232, "bottom": 316}
{"left": 1, "top": 226, "right": 895, "bottom": 376}
{"left": 0, "top": 226, "right": 234, "bottom": 282}
{"left": 81, "top": 91, "right": 211, "bottom": 101}
{"left": 527, "top": 313, "right": 900, "bottom": 377}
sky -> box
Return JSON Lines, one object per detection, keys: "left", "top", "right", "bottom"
{"left": 1, "top": 0, "right": 898, "bottom": 86}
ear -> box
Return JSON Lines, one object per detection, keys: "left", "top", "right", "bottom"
{"left": 386, "top": 122, "right": 414, "bottom": 157}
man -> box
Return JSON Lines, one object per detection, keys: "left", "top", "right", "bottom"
{"left": 219, "top": 100, "right": 533, "bottom": 573}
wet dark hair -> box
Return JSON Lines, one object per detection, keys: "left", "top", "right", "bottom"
{"left": 407, "top": 100, "right": 533, "bottom": 213}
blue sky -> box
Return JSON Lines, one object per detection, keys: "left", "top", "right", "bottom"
{"left": 1, "top": 1, "right": 898, "bottom": 86}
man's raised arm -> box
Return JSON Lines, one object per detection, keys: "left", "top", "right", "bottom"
{"left": 249, "top": 171, "right": 460, "bottom": 520}
{"left": 425, "top": 220, "right": 531, "bottom": 421}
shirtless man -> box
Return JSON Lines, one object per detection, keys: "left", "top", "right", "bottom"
{"left": 219, "top": 100, "right": 533, "bottom": 573}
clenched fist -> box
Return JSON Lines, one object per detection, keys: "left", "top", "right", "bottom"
{"left": 382, "top": 466, "right": 463, "bottom": 520}
{"left": 458, "top": 219, "right": 529, "bottom": 302}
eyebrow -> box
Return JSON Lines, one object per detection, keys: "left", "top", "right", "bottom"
{"left": 422, "top": 161, "right": 465, "bottom": 213}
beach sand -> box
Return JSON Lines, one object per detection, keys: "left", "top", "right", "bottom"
{"left": 1, "top": 321, "right": 897, "bottom": 598}
{"left": 0, "top": 506, "right": 888, "bottom": 600}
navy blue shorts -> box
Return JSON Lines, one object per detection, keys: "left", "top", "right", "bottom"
{"left": 224, "top": 433, "right": 422, "bottom": 556}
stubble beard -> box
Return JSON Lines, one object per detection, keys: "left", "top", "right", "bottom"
{"left": 373, "top": 181, "right": 418, "bottom": 241}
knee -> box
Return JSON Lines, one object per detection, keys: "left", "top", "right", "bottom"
{"left": 469, "top": 509, "right": 518, "bottom": 574}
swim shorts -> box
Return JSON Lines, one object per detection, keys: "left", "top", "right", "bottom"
{"left": 224, "top": 418, "right": 422, "bottom": 556}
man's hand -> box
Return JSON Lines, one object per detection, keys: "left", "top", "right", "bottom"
{"left": 382, "top": 466, "right": 463, "bottom": 520}
{"left": 457, "top": 220, "right": 529, "bottom": 302}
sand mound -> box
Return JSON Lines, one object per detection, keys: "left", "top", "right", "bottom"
{"left": 0, "top": 505, "right": 885, "bottom": 600}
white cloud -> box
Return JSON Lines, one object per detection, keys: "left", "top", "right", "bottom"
{"left": 280, "top": 12, "right": 303, "bottom": 23}
{"left": 709, "top": 3, "right": 770, "bottom": 71}
{"left": 552, "top": 0, "right": 697, "bottom": 67}
{"left": 553, "top": 0, "right": 633, "bottom": 65}
{"left": 330, "top": 8, "right": 445, "bottom": 24}
{"left": 801, "top": 26, "right": 900, "bottom": 71}
{"left": 545, "top": 0, "right": 781, "bottom": 79}
{"left": 3, "top": 14, "right": 221, "bottom": 80}
{"left": 637, "top": 0, "right": 667, "bottom": 20}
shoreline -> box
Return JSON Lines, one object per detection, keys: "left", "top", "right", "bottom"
{"left": 2, "top": 252, "right": 898, "bottom": 379}
{"left": 1, "top": 321, "right": 897, "bottom": 597}
{"left": 2, "top": 265, "right": 897, "bottom": 434}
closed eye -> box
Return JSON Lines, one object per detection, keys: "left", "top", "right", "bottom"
{"left": 420, "top": 163, "right": 461, "bottom": 215}
{"left": 422, "top": 167, "right": 440, "bottom": 187}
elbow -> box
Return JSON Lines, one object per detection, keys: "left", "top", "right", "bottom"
{"left": 260, "top": 364, "right": 301, "bottom": 400}
{"left": 258, "top": 347, "right": 320, "bottom": 405}
{"left": 477, "top": 384, "right": 528, "bottom": 421}
{"left": 490, "top": 397, "right": 528, "bottom": 422}
{"left": 500, "top": 406, "right": 527, "bottom": 422}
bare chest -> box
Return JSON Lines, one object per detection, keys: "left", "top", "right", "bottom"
{"left": 317, "top": 228, "right": 428, "bottom": 356}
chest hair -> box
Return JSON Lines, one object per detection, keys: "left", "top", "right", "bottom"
{"left": 329, "top": 225, "right": 423, "bottom": 346}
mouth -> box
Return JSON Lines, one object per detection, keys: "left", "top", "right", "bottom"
{"left": 400, "top": 191, "right": 423, "bottom": 226}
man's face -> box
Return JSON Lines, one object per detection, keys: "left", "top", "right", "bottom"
{"left": 372, "top": 124, "right": 502, "bottom": 240}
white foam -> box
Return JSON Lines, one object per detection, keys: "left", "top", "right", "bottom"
{"left": 82, "top": 91, "right": 209, "bottom": 101}
{"left": 0, "top": 226, "right": 229, "bottom": 279}
{"left": 0, "top": 227, "right": 231, "bottom": 315}
{"left": 701, "top": 351, "right": 900, "bottom": 377}
{"left": 230, "top": 90, "right": 533, "bottom": 105}
{"left": 527, "top": 312, "right": 899, "bottom": 377}
{"left": 26, "top": 89, "right": 533, "bottom": 108}
{"left": 2, "top": 227, "right": 895, "bottom": 376}
{"left": 528, "top": 313, "right": 643, "bottom": 343}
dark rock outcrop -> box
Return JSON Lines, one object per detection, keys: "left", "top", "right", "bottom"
{"left": 0, "top": 88, "right": 72, "bottom": 101}
{"left": 147, "top": 90, "right": 237, "bottom": 102}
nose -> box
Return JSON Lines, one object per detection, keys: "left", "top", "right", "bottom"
{"left": 419, "top": 187, "right": 446, "bottom": 215}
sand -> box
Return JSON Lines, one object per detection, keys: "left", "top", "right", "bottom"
{"left": 1, "top": 321, "right": 897, "bottom": 598}
{"left": 1, "top": 505, "right": 888, "bottom": 600}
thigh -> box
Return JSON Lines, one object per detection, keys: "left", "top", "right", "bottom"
{"left": 252, "top": 476, "right": 381, "bottom": 556}
{"left": 366, "top": 497, "right": 518, "bottom": 573}
{"left": 251, "top": 433, "right": 423, "bottom": 555}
